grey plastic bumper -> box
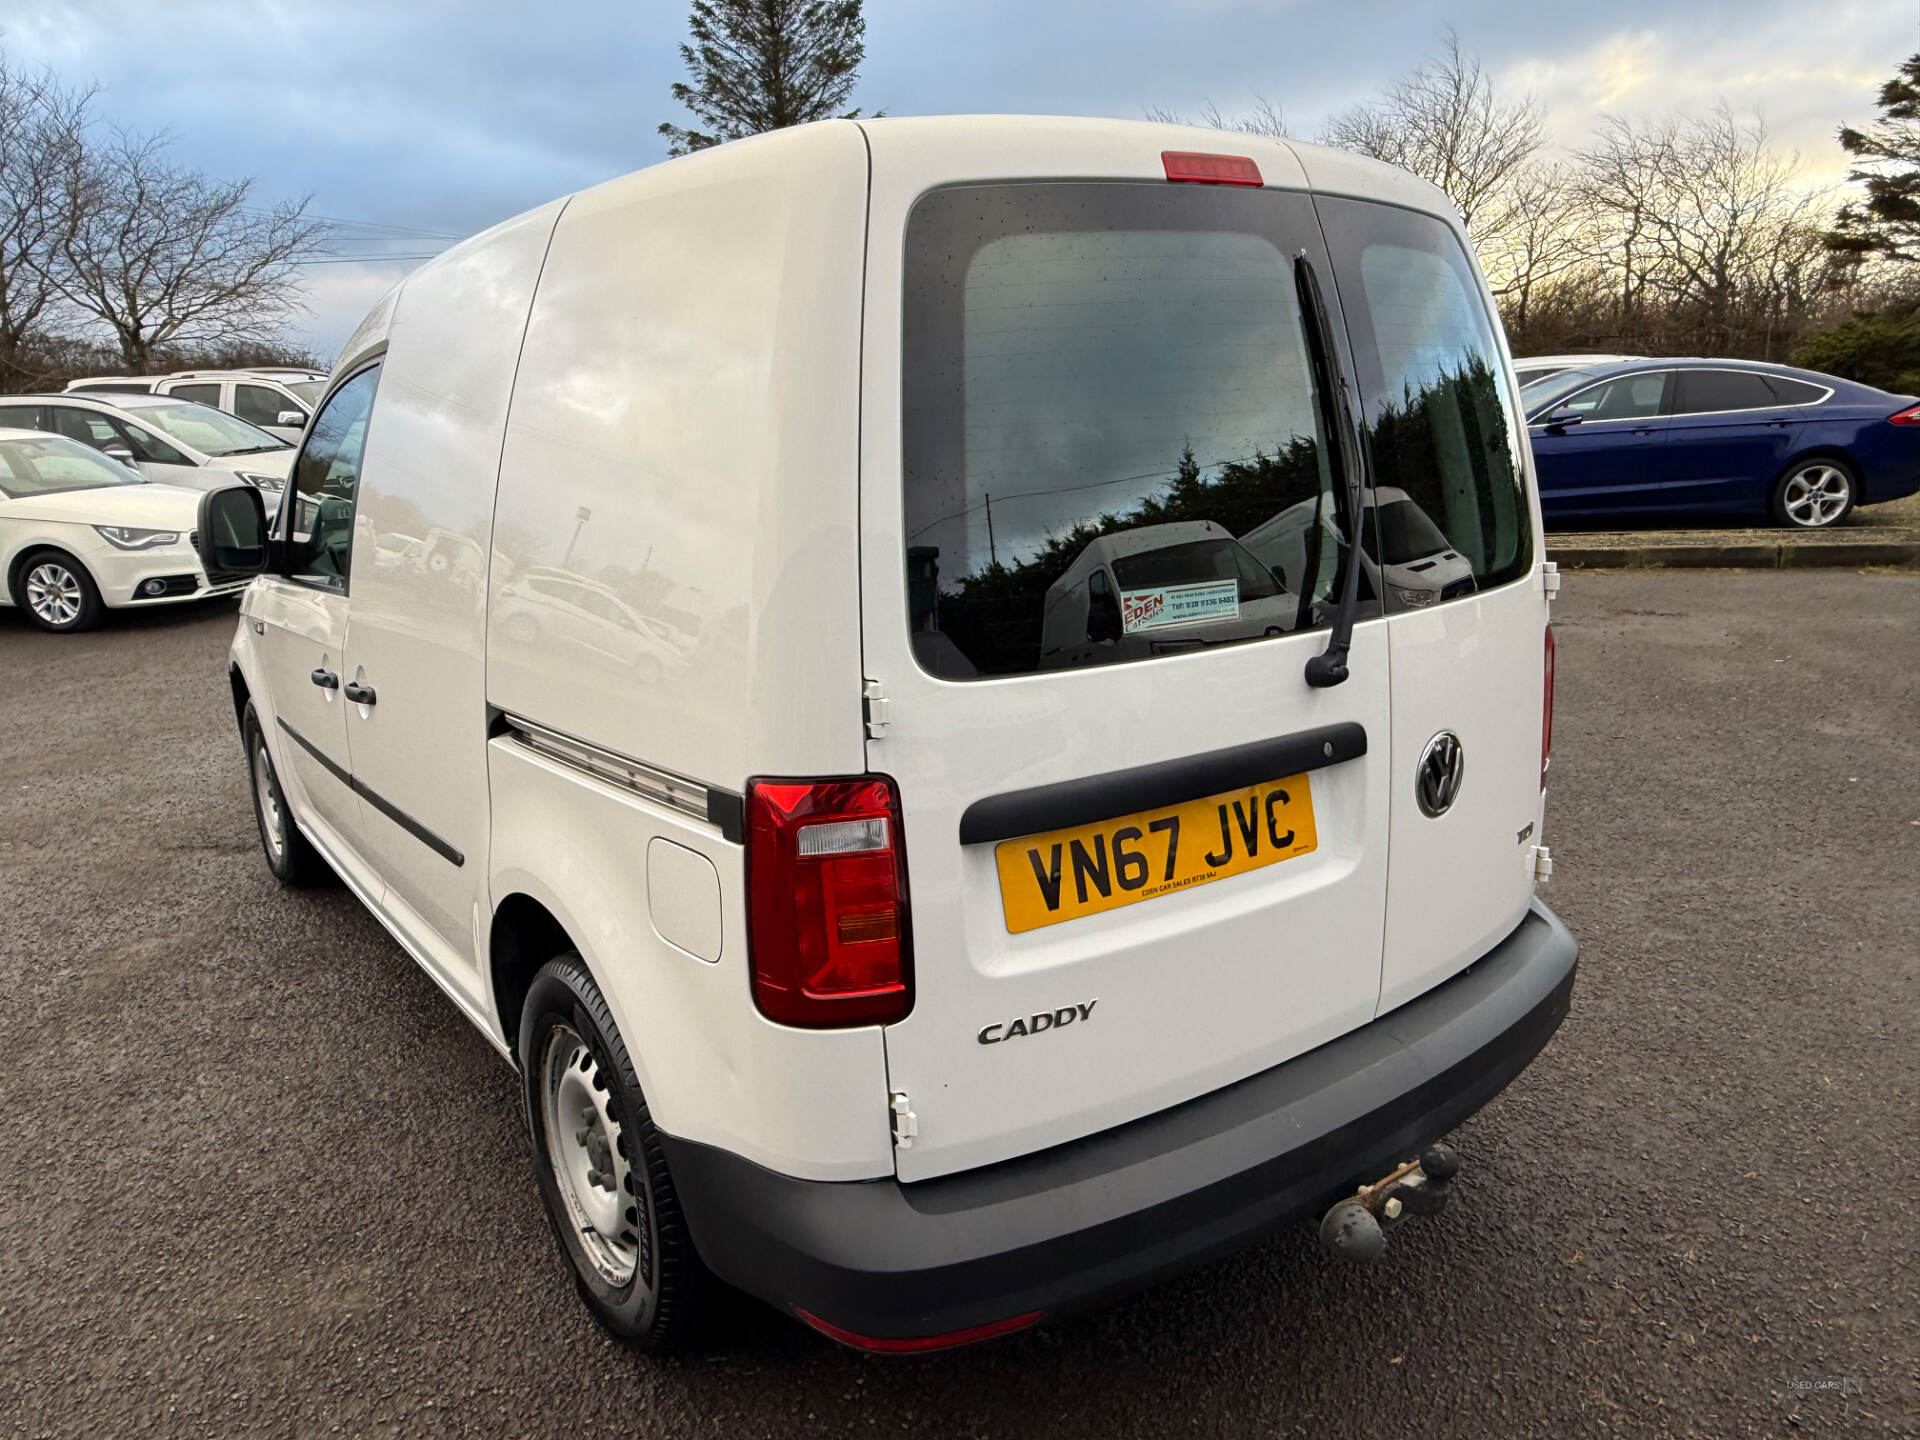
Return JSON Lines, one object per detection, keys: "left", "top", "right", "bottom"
{"left": 660, "top": 899, "right": 1577, "bottom": 1342}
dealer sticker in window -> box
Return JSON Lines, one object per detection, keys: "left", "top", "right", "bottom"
{"left": 1120, "top": 579, "right": 1239, "bottom": 633}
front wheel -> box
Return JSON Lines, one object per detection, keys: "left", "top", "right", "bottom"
{"left": 243, "top": 702, "right": 330, "bottom": 886}
{"left": 1771, "top": 459, "right": 1856, "bottom": 529}
{"left": 14, "top": 550, "right": 103, "bottom": 632}
{"left": 520, "top": 952, "right": 706, "bottom": 1350}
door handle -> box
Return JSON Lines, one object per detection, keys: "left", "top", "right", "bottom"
{"left": 310, "top": 667, "right": 338, "bottom": 689}
{"left": 343, "top": 680, "right": 377, "bottom": 706}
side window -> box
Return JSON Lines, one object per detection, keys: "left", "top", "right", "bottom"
{"left": 285, "top": 365, "right": 381, "bottom": 593}
{"left": 169, "top": 382, "right": 222, "bottom": 407}
{"left": 0, "top": 404, "right": 42, "bottom": 430}
{"left": 1673, "top": 370, "right": 1777, "bottom": 415}
{"left": 49, "top": 406, "right": 120, "bottom": 451}
{"left": 1765, "top": 376, "right": 1828, "bottom": 406}
{"left": 1562, "top": 373, "right": 1669, "bottom": 421}
{"left": 114, "top": 419, "right": 191, "bottom": 466}
{"left": 235, "top": 383, "right": 295, "bottom": 427}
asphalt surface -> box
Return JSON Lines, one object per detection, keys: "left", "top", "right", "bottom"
{"left": 1, "top": 571, "right": 1915, "bottom": 1439}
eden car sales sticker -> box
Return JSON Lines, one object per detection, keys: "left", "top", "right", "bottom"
{"left": 1120, "top": 579, "right": 1239, "bottom": 633}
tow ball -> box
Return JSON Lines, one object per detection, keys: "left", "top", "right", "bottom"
{"left": 1317, "top": 1144, "right": 1460, "bottom": 1263}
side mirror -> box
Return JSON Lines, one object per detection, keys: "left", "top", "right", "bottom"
{"left": 194, "top": 483, "right": 272, "bottom": 578}
{"left": 276, "top": 410, "right": 305, "bottom": 428}
{"left": 103, "top": 442, "right": 137, "bottom": 466}
{"left": 1087, "top": 588, "right": 1122, "bottom": 644}
{"left": 1538, "top": 408, "right": 1584, "bottom": 432}
{"left": 1270, "top": 564, "right": 1289, "bottom": 591}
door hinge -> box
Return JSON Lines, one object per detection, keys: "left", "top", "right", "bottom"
{"left": 1532, "top": 844, "right": 1554, "bottom": 885}
{"left": 889, "top": 1091, "right": 917, "bottom": 1149}
{"left": 863, "top": 679, "right": 891, "bottom": 739}
{"left": 1541, "top": 560, "right": 1562, "bottom": 605}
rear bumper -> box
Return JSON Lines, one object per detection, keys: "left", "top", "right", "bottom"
{"left": 661, "top": 899, "right": 1578, "bottom": 1344}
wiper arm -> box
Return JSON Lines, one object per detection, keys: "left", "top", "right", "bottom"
{"left": 1294, "top": 252, "right": 1365, "bottom": 689}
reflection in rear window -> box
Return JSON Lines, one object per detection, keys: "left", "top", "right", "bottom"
{"left": 900, "top": 182, "right": 1352, "bottom": 679}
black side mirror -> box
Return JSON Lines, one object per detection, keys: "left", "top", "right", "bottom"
{"left": 194, "top": 483, "right": 272, "bottom": 578}
{"left": 1269, "top": 564, "right": 1289, "bottom": 591}
{"left": 1539, "top": 407, "right": 1585, "bottom": 432}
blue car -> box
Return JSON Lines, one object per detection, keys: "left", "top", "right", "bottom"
{"left": 1520, "top": 359, "right": 1920, "bottom": 528}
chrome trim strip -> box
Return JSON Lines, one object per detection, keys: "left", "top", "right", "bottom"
{"left": 501, "top": 713, "right": 712, "bottom": 824}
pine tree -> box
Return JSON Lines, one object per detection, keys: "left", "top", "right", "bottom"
{"left": 659, "top": 0, "right": 871, "bottom": 157}
{"left": 1828, "top": 53, "right": 1920, "bottom": 262}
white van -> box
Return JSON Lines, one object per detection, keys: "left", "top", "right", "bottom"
{"left": 199, "top": 117, "right": 1575, "bottom": 1354}
{"left": 1241, "top": 485, "right": 1477, "bottom": 611}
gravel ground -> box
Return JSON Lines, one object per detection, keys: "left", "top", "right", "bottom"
{"left": 0, "top": 570, "right": 1914, "bottom": 1439}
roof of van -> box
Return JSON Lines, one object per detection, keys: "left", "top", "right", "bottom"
{"left": 1045, "top": 520, "right": 1238, "bottom": 597}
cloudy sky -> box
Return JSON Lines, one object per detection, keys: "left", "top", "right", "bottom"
{"left": 0, "top": 0, "right": 1908, "bottom": 358}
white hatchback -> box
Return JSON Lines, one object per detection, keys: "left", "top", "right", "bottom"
{"left": 0, "top": 430, "right": 247, "bottom": 632}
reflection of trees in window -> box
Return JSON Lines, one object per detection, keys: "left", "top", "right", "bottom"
{"left": 1363, "top": 352, "right": 1525, "bottom": 584}
{"left": 935, "top": 437, "right": 1325, "bottom": 676}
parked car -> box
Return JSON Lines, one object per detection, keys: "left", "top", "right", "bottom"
{"left": 202, "top": 117, "right": 1576, "bottom": 1355}
{"left": 1521, "top": 358, "right": 1920, "bottom": 527}
{"left": 1511, "top": 353, "right": 1643, "bottom": 388}
{"left": 0, "top": 393, "right": 294, "bottom": 502}
{"left": 0, "top": 429, "right": 250, "bottom": 632}
{"left": 69, "top": 368, "right": 327, "bottom": 443}
{"left": 1242, "top": 485, "right": 1475, "bottom": 611}
{"left": 158, "top": 369, "right": 326, "bottom": 443}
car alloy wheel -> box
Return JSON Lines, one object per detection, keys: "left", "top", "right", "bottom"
{"left": 253, "top": 736, "right": 287, "bottom": 862}
{"left": 540, "top": 1023, "right": 643, "bottom": 1288}
{"left": 1780, "top": 463, "right": 1852, "bottom": 528}
{"left": 25, "top": 562, "right": 84, "bottom": 627}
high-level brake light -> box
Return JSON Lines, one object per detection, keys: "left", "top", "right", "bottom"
{"left": 1162, "top": 151, "right": 1263, "bottom": 187}
{"left": 745, "top": 776, "right": 912, "bottom": 1028}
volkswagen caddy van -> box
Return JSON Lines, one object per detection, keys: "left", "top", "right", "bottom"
{"left": 198, "top": 117, "right": 1576, "bottom": 1354}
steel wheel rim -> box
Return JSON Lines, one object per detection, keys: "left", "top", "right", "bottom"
{"left": 25, "top": 563, "right": 82, "bottom": 626}
{"left": 1783, "top": 465, "right": 1849, "bottom": 527}
{"left": 253, "top": 739, "right": 286, "bottom": 861}
{"left": 540, "top": 1024, "right": 643, "bottom": 1288}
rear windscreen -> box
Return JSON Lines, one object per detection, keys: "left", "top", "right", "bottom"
{"left": 900, "top": 182, "right": 1353, "bottom": 680}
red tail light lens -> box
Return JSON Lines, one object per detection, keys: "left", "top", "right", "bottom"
{"left": 746, "top": 776, "right": 912, "bottom": 1028}
{"left": 1162, "top": 151, "right": 1263, "bottom": 186}
{"left": 795, "top": 1306, "right": 1044, "bottom": 1353}
{"left": 1888, "top": 403, "right": 1920, "bottom": 425}
{"left": 1542, "top": 624, "right": 1556, "bottom": 788}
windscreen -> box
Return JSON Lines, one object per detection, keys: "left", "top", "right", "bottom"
{"left": 900, "top": 182, "right": 1353, "bottom": 680}
{"left": 130, "top": 400, "right": 288, "bottom": 456}
{"left": 0, "top": 434, "right": 146, "bottom": 496}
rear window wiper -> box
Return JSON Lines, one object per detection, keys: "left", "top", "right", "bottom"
{"left": 1293, "top": 253, "right": 1365, "bottom": 688}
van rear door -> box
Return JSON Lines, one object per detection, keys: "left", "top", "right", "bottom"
{"left": 857, "top": 142, "right": 1393, "bottom": 1182}
{"left": 1309, "top": 194, "right": 1547, "bottom": 1015}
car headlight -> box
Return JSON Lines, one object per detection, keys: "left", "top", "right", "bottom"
{"left": 236, "top": 471, "right": 286, "bottom": 493}
{"left": 93, "top": 525, "right": 182, "bottom": 550}
{"left": 1389, "top": 584, "right": 1438, "bottom": 608}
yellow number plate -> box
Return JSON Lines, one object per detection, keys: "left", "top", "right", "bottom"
{"left": 994, "top": 774, "right": 1318, "bottom": 934}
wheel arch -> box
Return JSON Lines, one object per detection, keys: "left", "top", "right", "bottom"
{"left": 7, "top": 541, "right": 95, "bottom": 607}
{"left": 489, "top": 888, "right": 590, "bottom": 1066}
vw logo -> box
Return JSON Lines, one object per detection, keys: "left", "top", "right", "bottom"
{"left": 1416, "top": 731, "right": 1465, "bottom": 818}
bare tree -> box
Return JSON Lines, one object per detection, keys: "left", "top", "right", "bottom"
{"left": 0, "top": 53, "right": 91, "bottom": 382}
{"left": 1144, "top": 96, "right": 1289, "bottom": 138}
{"left": 55, "top": 130, "right": 322, "bottom": 370}
{"left": 1321, "top": 30, "right": 1545, "bottom": 246}
{"left": 1483, "top": 162, "right": 1592, "bottom": 331}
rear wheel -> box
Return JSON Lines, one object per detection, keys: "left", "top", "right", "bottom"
{"left": 243, "top": 702, "right": 329, "bottom": 886}
{"left": 520, "top": 952, "right": 706, "bottom": 1351}
{"left": 14, "top": 550, "right": 103, "bottom": 632}
{"left": 1771, "top": 459, "right": 1856, "bottom": 529}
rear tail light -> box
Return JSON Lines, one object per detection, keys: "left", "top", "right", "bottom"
{"left": 745, "top": 776, "right": 912, "bottom": 1027}
{"left": 1888, "top": 403, "right": 1920, "bottom": 425}
{"left": 1542, "top": 624, "right": 1556, "bottom": 789}
{"left": 1162, "top": 151, "right": 1263, "bottom": 186}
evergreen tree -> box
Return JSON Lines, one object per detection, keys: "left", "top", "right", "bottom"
{"left": 1828, "top": 53, "right": 1920, "bottom": 262}
{"left": 659, "top": 0, "right": 871, "bottom": 157}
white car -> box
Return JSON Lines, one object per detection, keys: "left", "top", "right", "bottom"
{"left": 0, "top": 430, "right": 249, "bottom": 632}
{"left": 157, "top": 370, "right": 326, "bottom": 444}
{"left": 209, "top": 117, "right": 1576, "bottom": 1354}
{"left": 0, "top": 393, "right": 294, "bottom": 503}
{"left": 1511, "top": 353, "right": 1644, "bottom": 388}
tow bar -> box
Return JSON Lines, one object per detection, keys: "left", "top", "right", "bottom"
{"left": 1317, "top": 1144, "right": 1460, "bottom": 1263}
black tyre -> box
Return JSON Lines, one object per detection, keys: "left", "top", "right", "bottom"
{"left": 1770, "top": 457, "right": 1857, "bottom": 529}
{"left": 243, "top": 702, "right": 330, "bottom": 886}
{"left": 519, "top": 952, "right": 705, "bottom": 1350}
{"left": 13, "top": 549, "right": 103, "bottom": 632}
